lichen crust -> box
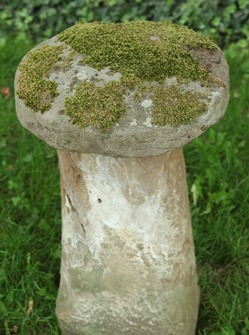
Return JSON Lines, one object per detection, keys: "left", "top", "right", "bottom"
{"left": 17, "top": 20, "right": 224, "bottom": 130}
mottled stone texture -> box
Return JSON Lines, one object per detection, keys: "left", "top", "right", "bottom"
{"left": 56, "top": 148, "right": 199, "bottom": 335}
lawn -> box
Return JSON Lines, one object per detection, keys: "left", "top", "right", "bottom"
{"left": 0, "top": 35, "right": 248, "bottom": 335}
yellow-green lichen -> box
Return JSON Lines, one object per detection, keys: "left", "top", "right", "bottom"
{"left": 17, "top": 45, "right": 63, "bottom": 112}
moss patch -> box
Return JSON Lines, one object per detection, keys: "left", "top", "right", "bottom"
{"left": 62, "top": 50, "right": 78, "bottom": 72}
{"left": 58, "top": 20, "right": 217, "bottom": 129}
{"left": 58, "top": 20, "right": 216, "bottom": 82}
{"left": 65, "top": 81, "right": 126, "bottom": 130}
{"left": 17, "top": 45, "right": 63, "bottom": 112}
{"left": 151, "top": 86, "right": 207, "bottom": 126}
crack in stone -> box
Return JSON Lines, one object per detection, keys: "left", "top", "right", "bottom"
{"left": 66, "top": 193, "right": 86, "bottom": 233}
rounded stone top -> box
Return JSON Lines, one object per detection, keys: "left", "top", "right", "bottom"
{"left": 15, "top": 20, "right": 229, "bottom": 157}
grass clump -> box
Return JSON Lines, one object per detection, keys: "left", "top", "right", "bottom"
{"left": 17, "top": 45, "right": 63, "bottom": 112}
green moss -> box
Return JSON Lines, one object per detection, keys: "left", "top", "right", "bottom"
{"left": 18, "top": 20, "right": 219, "bottom": 129}
{"left": 17, "top": 45, "right": 63, "bottom": 112}
{"left": 151, "top": 86, "right": 207, "bottom": 126}
{"left": 58, "top": 20, "right": 217, "bottom": 128}
{"left": 62, "top": 50, "right": 78, "bottom": 72}
{"left": 58, "top": 20, "right": 216, "bottom": 83}
{"left": 66, "top": 77, "right": 207, "bottom": 129}
{"left": 65, "top": 81, "right": 127, "bottom": 130}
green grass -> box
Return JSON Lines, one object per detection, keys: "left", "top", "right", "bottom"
{"left": 0, "top": 35, "right": 248, "bottom": 335}
{"left": 0, "top": 36, "right": 61, "bottom": 335}
{"left": 185, "top": 42, "right": 249, "bottom": 335}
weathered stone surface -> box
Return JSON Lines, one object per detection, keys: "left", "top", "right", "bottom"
{"left": 15, "top": 77, "right": 228, "bottom": 157}
{"left": 14, "top": 26, "right": 229, "bottom": 158}
{"left": 56, "top": 148, "right": 199, "bottom": 335}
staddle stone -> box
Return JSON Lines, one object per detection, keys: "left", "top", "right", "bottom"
{"left": 15, "top": 20, "right": 229, "bottom": 335}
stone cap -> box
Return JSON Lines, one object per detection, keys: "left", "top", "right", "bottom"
{"left": 15, "top": 21, "right": 229, "bottom": 157}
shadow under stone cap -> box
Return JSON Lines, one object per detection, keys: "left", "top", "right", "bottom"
{"left": 15, "top": 21, "right": 229, "bottom": 158}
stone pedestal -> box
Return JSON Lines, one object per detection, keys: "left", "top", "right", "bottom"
{"left": 56, "top": 148, "right": 199, "bottom": 335}
{"left": 15, "top": 19, "right": 229, "bottom": 335}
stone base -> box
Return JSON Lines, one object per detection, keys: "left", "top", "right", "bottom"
{"left": 56, "top": 148, "right": 199, "bottom": 335}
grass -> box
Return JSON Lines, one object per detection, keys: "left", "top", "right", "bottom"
{"left": 0, "top": 36, "right": 61, "bottom": 335}
{"left": 0, "top": 35, "right": 248, "bottom": 335}
{"left": 185, "top": 42, "right": 249, "bottom": 334}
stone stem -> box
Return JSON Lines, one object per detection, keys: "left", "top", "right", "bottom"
{"left": 56, "top": 147, "right": 199, "bottom": 335}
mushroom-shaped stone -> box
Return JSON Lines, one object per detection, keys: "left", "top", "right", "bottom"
{"left": 15, "top": 21, "right": 229, "bottom": 335}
